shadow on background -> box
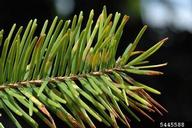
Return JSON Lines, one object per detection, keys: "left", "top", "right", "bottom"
{"left": 0, "top": 0, "right": 192, "bottom": 127}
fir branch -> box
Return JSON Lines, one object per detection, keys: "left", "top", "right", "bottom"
{"left": 0, "top": 6, "right": 168, "bottom": 128}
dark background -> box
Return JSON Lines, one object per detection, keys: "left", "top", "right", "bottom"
{"left": 0, "top": 0, "right": 192, "bottom": 127}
